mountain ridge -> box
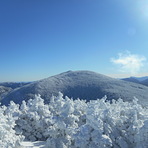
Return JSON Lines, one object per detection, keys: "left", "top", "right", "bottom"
{"left": 122, "top": 76, "right": 148, "bottom": 87}
{"left": 1, "top": 70, "right": 148, "bottom": 107}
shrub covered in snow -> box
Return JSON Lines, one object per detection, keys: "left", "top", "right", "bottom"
{"left": 74, "top": 97, "right": 148, "bottom": 148}
{"left": 0, "top": 92, "right": 148, "bottom": 148}
{"left": 0, "top": 104, "right": 24, "bottom": 148}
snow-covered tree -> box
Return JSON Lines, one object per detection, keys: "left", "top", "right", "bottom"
{"left": 0, "top": 105, "right": 24, "bottom": 148}
{"left": 0, "top": 92, "right": 147, "bottom": 148}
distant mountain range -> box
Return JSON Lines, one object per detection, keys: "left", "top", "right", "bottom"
{"left": 0, "top": 82, "right": 31, "bottom": 89}
{"left": 122, "top": 76, "right": 148, "bottom": 86}
{"left": 0, "top": 71, "right": 148, "bottom": 107}
{"left": 0, "top": 86, "right": 12, "bottom": 101}
{"left": 0, "top": 82, "right": 31, "bottom": 101}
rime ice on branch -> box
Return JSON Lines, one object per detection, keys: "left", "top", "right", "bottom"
{"left": 0, "top": 92, "right": 148, "bottom": 148}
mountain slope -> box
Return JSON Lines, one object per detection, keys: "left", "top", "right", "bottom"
{"left": 1, "top": 71, "right": 148, "bottom": 107}
{"left": 0, "top": 82, "right": 31, "bottom": 89}
{"left": 0, "top": 86, "right": 12, "bottom": 101}
{"left": 121, "top": 77, "right": 141, "bottom": 84}
{"left": 122, "top": 76, "right": 148, "bottom": 87}
{"left": 134, "top": 76, "right": 148, "bottom": 82}
{"left": 141, "top": 79, "right": 148, "bottom": 86}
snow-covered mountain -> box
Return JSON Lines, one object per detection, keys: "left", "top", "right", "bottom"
{"left": 134, "top": 76, "right": 148, "bottom": 82}
{"left": 121, "top": 77, "right": 141, "bottom": 84}
{"left": 0, "top": 82, "right": 31, "bottom": 89}
{"left": 122, "top": 76, "right": 148, "bottom": 87}
{"left": 1, "top": 70, "right": 148, "bottom": 107}
{"left": 0, "top": 82, "right": 31, "bottom": 101}
{"left": 141, "top": 78, "right": 148, "bottom": 86}
{"left": 0, "top": 86, "right": 12, "bottom": 101}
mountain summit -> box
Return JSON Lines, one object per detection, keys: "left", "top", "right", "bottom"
{"left": 1, "top": 70, "right": 148, "bottom": 107}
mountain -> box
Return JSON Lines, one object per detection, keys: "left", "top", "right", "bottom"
{"left": 1, "top": 70, "right": 148, "bottom": 107}
{"left": 0, "top": 82, "right": 31, "bottom": 101}
{"left": 0, "top": 86, "right": 12, "bottom": 101}
{"left": 121, "top": 77, "right": 141, "bottom": 84}
{"left": 141, "top": 79, "right": 148, "bottom": 86}
{"left": 134, "top": 76, "right": 148, "bottom": 82}
{"left": 0, "top": 82, "right": 31, "bottom": 89}
{"left": 122, "top": 76, "right": 148, "bottom": 87}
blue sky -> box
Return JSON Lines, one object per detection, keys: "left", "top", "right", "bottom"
{"left": 0, "top": 0, "right": 148, "bottom": 82}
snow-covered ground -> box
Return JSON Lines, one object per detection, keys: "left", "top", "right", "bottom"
{"left": 20, "top": 141, "right": 45, "bottom": 148}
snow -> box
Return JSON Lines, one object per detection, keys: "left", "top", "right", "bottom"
{"left": 2, "top": 70, "right": 148, "bottom": 107}
{"left": 0, "top": 92, "right": 148, "bottom": 148}
{"left": 20, "top": 141, "right": 45, "bottom": 148}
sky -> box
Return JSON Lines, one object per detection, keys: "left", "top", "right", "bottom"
{"left": 0, "top": 0, "right": 148, "bottom": 82}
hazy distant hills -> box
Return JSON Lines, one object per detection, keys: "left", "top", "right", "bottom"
{"left": 0, "top": 82, "right": 31, "bottom": 101}
{"left": 134, "top": 76, "right": 148, "bottom": 82}
{"left": 1, "top": 71, "right": 148, "bottom": 107}
{"left": 0, "top": 86, "right": 12, "bottom": 101}
{"left": 122, "top": 76, "right": 148, "bottom": 87}
{"left": 141, "top": 79, "right": 148, "bottom": 86}
{"left": 0, "top": 82, "right": 31, "bottom": 89}
{"left": 121, "top": 77, "right": 141, "bottom": 84}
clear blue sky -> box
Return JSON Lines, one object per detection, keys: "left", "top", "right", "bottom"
{"left": 0, "top": 0, "right": 148, "bottom": 82}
